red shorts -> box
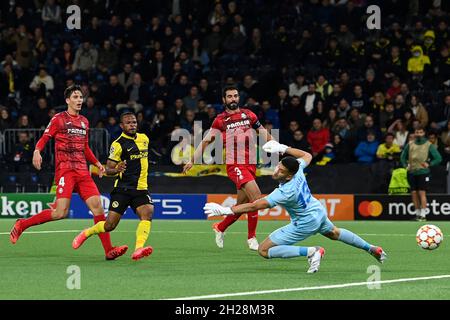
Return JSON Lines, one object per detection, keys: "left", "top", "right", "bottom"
{"left": 55, "top": 170, "right": 100, "bottom": 201}
{"left": 226, "top": 165, "right": 257, "bottom": 190}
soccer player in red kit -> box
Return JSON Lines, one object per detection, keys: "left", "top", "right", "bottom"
{"left": 183, "top": 86, "right": 272, "bottom": 250}
{"left": 9, "top": 85, "right": 128, "bottom": 260}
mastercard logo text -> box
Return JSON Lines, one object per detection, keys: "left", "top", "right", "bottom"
{"left": 358, "top": 201, "right": 383, "bottom": 217}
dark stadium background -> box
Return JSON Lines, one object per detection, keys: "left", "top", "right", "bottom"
{"left": 0, "top": 0, "right": 449, "bottom": 195}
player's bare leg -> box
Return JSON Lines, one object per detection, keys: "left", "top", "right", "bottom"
{"left": 84, "top": 196, "right": 128, "bottom": 260}
{"left": 10, "top": 198, "right": 71, "bottom": 244}
{"left": 411, "top": 191, "right": 423, "bottom": 221}
{"left": 131, "top": 204, "right": 154, "bottom": 261}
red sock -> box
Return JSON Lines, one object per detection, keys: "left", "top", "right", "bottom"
{"left": 94, "top": 214, "right": 112, "bottom": 254}
{"left": 21, "top": 209, "right": 53, "bottom": 230}
{"left": 217, "top": 214, "right": 240, "bottom": 232}
{"left": 247, "top": 211, "right": 258, "bottom": 239}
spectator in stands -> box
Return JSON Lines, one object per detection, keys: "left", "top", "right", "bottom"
{"left": 73, "top": 40, "right": 98, "bottom": 74}
{"left": 385, "top": 77, "right": 401, "bottom": 102}
{"left": 379, "top": 102, "right": 396, "bottom": 133}
{"left": 337, "top": 98, "right": 351, "bottom": 119}
{"left": 125, "top": 73, "right": 150, "bottom": 113}
{"left": 260, "top": 100, "right": 280, "bottom": 129}
{"left": 29, "top": 67, "right": 54, "bottom": 99}
{"left": 357, "top": 115, "right": 381, "bottom": 142}
{"left": 105, "top": 116, "right": 121, "bottom": 141}
{"left": 0, "top": 107, "right": 12, "bottom": 132}
{"left": 440, "top": 121, "right": 450, "bottom": 165}
{"left": 320, "top": 81, "right": 336, "bottom": 107}
{"left": 430, "top": 94, "right": 450, "bottom": 130}
{"left": 118, "top": 63, "right": 135, "bottom": 91}
{"left": 349, "top": 84, "right": 369, "bottom": 115}
{"left": 41, "top": 0, "right": 62, "bottom": 30}
{"left": 104, "top": 74, "right": 126, "bottom": 116}
{"left": 331, "top": 133, "right": 352, "bottom": 164}
{"left": 289, "top": 73, "right": 308, "bottom": 98}
{"left": 31, "top": 97, "right": 50, "bottom": 129}
{"left": 97, "top": 40, "right": 119, "bottom": 75}
{"left": 332, "top": 117, "right": 351, "bottom": 141}
{"left": 290, "top": 129, "right": 310, "bottom": 152}
{"left": 315, "top": 74, "right": 333, "bottom": 101}
{"left": 272, "top": 88, "right": 290, "bottom": 111}
{"left": 408, "top": 94, "right": 429, "bottom": 128}
{"left": 388, "top": 119, "right": 409, "bottom": 149}
{"left": 136, "top": 111, "right": 151, "bottom": 138}
{"left": 183, "top": 85, "right": 202, "bottom": 112}
{"left": 355, "top": 131, "right": 379, "bottom": 164}
{"left": 9, "top": 131, "right": 33, "bottom": 172}
{"left": 281, "top": 120, "right": 300, "bottom": 145}
{"left": 407, "top": 45, "right": 431, "bottom": 81}
{"left": 16, "top": 114, "right": 33, "bottom": 129}
{"left": 307, "top": 118, "right": 330, "bottom": 160}
{"left": 81, "top": 96, "right": 100, "bottom": 128}
{"left": 52, "top": 41, "right": 74, "bottom": 77}
{"left": 323, "top": 108, "right": 338, "bottom": 130}
{"left": 376, "top": 133, "right": 401, "bottom": 161}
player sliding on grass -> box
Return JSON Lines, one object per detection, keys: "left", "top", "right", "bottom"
{"left": 72, "top": 112, "right": 154, "bottom": 261}
{"left": 183, "top": 86, "right": 273, "bottom": 251}
{"left": 204, "top": 140, "right": 387, "bottom": 273}
{"left": 10, "top": 85, "right": 128, "bottom": 260}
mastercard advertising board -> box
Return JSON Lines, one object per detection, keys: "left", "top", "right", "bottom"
{"left": 355, "top": 195, "right": 450, "bottom": 220}
{"left": 207, "top": 194, "right": 354, "bottom": 221}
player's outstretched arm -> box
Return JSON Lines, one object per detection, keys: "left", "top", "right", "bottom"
{"left": 262, "top": 140, "right": 312, "bottom": 166}
{"left": 182, "top": 131, "right": 216, "bottom": 174}
{"left": 204, "top": 199, "right": 270, "bottom": 217}
{"left": 284, "top": 147, "right": 313, "bottom": 167}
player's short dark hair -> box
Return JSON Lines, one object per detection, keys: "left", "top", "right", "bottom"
{"left": 120, "top": 111, "right": 136, "bottom": 123}
{"left": 222, "top": 86, "right": 239, "bottom": 98}
{"left": 64, "top": 84, "right": 83, "bottom": 99}
{"left": 281, "top": 156, "right": 300, "bottom": 176}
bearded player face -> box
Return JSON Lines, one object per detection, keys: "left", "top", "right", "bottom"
{"left": 223, "top": 89, "right": 240, "bottom": 111}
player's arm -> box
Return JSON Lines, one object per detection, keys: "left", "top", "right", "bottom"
{"left": 105, "top": 159, "right": 127, "bottom": 176}
{"left": 33, "top": 116, "right": 58, "bottom": 170}
{"left": 262, "top": 140, "right": 313, "bottom": 167}
{"left": 106, "top": 141, "right": 126, "bottom": 176}
{"left": 182, "top": 126, "right": 218, "bottom": 174}
{"left": 204, "top": 199, "right": 270, "bottom": 217}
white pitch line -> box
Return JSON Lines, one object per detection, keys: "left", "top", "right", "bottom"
{"left": 166, "top": 274, "right": 450, "bottom": 300}
{"left": 0, "top": 229, "right": 414, "bottom": 236}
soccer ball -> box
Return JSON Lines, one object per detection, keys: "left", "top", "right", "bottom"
{"left": 416, "top": 225, "right": 444, "bottom": 250}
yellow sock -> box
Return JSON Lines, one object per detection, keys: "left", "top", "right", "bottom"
{"left": 84, "top": 221, "right": 106, "bottom": 237}
{"left": 135, "top": 220, "right": 151, "bottom": 250}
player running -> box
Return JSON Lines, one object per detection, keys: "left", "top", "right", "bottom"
{"left": 72, "top": 112, "right": 154, "bottom": 261}
{"left": 204, "top": 140, "right": 387, "bottom": 273}
{"left": 183, "top": 86, "right": 273, "bottom": 251}
{"left": 10, "top": 85, "right": 128, "bottom": 260}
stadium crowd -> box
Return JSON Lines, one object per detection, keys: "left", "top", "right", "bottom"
{"left": 0, "top": 0, "right": 449, "bottom": 169}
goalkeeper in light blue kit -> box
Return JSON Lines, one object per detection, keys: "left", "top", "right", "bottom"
{"left": 204, "top": 140, "right": 387, "bottom": 273}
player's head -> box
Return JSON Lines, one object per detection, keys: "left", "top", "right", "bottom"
{"left": 222, "top": 86, "right": 240, "bottom": 110}
{"left": 120, "top": 111, "right": 137, "bottom": 136}
{"left": 272, "top": 156, "right": 299, "bottom": 182}
{"left": 64, "top": 84, "right": 83, "bottom": 112}
{"left": 414, "top": 125, "right": 426, "bottom": 139}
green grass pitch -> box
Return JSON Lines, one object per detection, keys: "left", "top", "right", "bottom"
{"left": 0, "top": 219, "right": 449, "bottom": 300}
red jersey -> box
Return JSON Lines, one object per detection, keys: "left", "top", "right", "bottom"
{"left": 36, "top": 111, "right": 98, "bottom": 173}
{"left": 211, "top": 108, "right": 261, "bottom": 165}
